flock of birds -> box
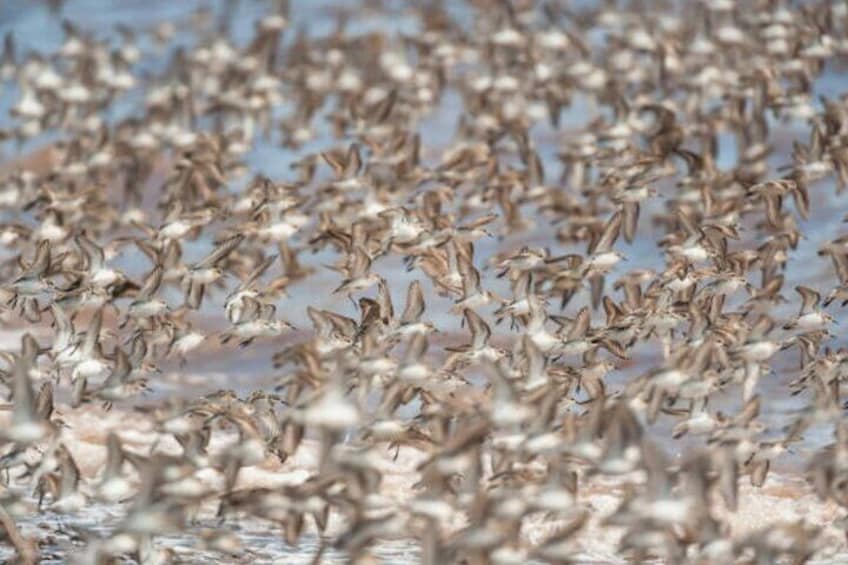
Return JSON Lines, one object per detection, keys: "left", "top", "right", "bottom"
{"left": 2, "top": 0, "right": 848, "bottom": 562}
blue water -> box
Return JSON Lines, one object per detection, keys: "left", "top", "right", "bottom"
{"left": 1, "top": 1, "right": 848, "bottom": 562}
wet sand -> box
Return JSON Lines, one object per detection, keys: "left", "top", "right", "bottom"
{"left": 0, "top": 401, "right": 845, "bottom": 564}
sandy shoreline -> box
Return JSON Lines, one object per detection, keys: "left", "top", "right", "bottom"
{"left": 0, "top": 403, "right": 844, "bottom": 564}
